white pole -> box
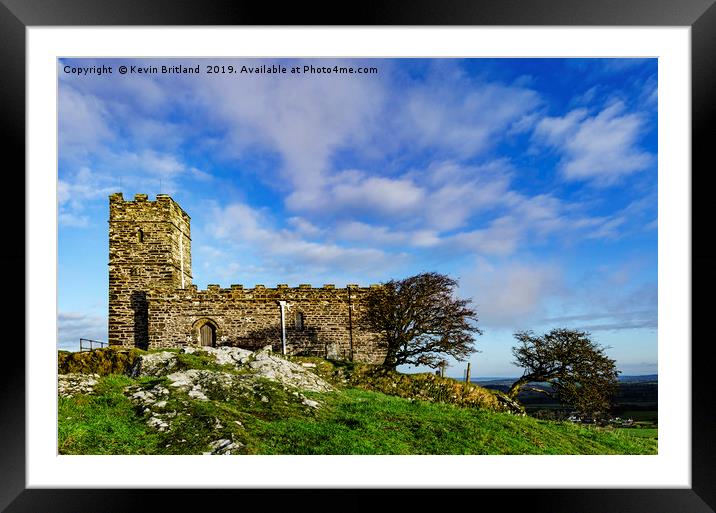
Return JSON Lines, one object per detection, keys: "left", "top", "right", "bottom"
{"left": 278, "top": 301, "right": 287, "bottom": 355}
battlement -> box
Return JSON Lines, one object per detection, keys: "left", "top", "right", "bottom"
{"left": 150, "top": 282, "right": 382, "bottom": 300}
{"left": 109, "top": 192, "right": 191, "bottom": 227}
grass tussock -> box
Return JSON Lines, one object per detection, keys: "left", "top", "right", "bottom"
{"left": 287, "top": 357, "right": 509, "bottom": 413}
{"left": 350, "top": 367, "right": 506, "bottom": 412}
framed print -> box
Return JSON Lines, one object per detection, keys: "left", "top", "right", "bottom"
{"left": 3, "top": 0, "right": 715, "bottom": 511}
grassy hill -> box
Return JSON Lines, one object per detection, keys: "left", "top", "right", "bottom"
{"left": 57, "top": 348, "right": 657, "bottom": 455}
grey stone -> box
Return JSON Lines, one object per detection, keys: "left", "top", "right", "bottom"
{"left": 208, "top": 438, "right": 244, "bottom": 455}
{"left": 302, "top": 398, "right": 321, "bottom": 409}
{"left": 58, "top": 373, "right": 100, "bottom": 397}
{"left": 130, "top": 351, "right": 179, "bottom": 377}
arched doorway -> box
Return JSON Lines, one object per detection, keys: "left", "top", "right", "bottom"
{"left": 200, "top": 323, "right": 216, "bottom": 346}
{"left": 192, "top": 318, "right": 219, "bottom": 347}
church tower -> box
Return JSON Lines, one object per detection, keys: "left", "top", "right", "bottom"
{"left": 108, "top": 193, "right": 192, "bottom": 348}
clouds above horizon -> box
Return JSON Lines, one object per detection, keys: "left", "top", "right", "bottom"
{"left": 58, "top": 311, "right": 108, "bottom": 351}
{"left": 57, "top": 58, "right": 658, "bottom": 371}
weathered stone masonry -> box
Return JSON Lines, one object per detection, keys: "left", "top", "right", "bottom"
{"left": 108, "top": 193, "right": 387, "bottom": 364}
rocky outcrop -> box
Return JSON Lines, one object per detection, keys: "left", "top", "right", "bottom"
{"left": 246, "top": 351, "right": 333, "bottom": 393}
{"left": 58, "top": 373, "right": 100, "bottom": 397}
{"left": 129, "top": 346, "right": 333, "bottom": 393}
{"left": 122, "top": 346, "right": 332, "bottom": 450}
{"left": 129, "top": 351, "right": 179, "bottom": 377}
{"left": 125, "top": 382, "right": 173, "bottom": 431}
{"left": 205, "top": 438, "right": 244, "bottom": 455}
{"left": 199, "top": 346, "right": 252, "bottom": 366}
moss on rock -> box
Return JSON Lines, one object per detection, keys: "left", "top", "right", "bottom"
{"left": 58, "top": 348, "right": 144, "bottom": 376}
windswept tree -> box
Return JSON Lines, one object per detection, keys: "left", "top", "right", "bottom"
{"left": 360, "top": 272, "right": 481, "bottom": 370}
{"left": 508, "top": 328, "right": 619, "bottom": 415}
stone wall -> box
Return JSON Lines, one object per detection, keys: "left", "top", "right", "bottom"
{"left": 146, "top": 284, "right": 387, "bottom": 364}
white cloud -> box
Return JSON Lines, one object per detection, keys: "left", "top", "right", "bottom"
{"left": 288, "top": 170, "right": 426, "bottom": 220}
{"left": 58, "top": 212, "right": 89, "bottom": 228}
{"left": 421, "top": 161, "right": 513, "bottom": 231}
{"left": 395, "top": 71, "right": 541, "bottom": 158}
{"left": 208, "top": 202, "right": 398, "bottom": 275}
{"left": 287, "top": 217, "right": 323, "bottom": 238}
{"left": 58, "top": 311, "right": 107, "bottom": 351}
{"left": 444, "top": 191, "right": 618, "bottom": 257}
{"left": 459, "top": 259, "right": 563, "bottom": 329}
{"left": 290, "top": 160, "right": 516, "bottom": 235}
{"left": 189, "top": 167, "right": 214, "bottom": 182}
{"left": 58, "top": 85, "right": 114, "bottom": 157}
{"left": 194, "top": 59, "right": 386, "bottom": 191}
{"left": 58, "top": 166, "right": 118, "bottom": 227}
{"left": 177, "top": 59, "right": 542, "bottom": 213}
{"left": 58, "top": 147, "right": 197, "bottom": 227}
{"left": 542, "top": 263, "right": 657, "bottom": 332}
{"left": 335, "top": 221, "right": 440, "bottom": 248}
{"left": 534, "top": 101, "right": 653, "bottom": 185}
{"left": 450, "top": 217, "right": 523, "bottom": 257}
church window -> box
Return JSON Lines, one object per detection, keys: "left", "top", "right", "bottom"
{"left": 295, "top": 312, "right": 305, "bottom": 330}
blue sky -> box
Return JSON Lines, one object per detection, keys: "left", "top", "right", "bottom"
{"left": 57, "top": 58, "right": 657, "bottom": 377}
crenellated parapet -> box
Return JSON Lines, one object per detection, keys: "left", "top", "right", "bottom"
{"left": 152, "top": 283, "right": 380, "bottom": 299}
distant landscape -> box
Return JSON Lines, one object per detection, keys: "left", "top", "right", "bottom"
{"left": 446, "top": 374, "right": 658, "bottom": 428}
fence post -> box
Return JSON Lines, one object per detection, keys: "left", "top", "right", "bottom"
{"left": 464, "top": 362, "right": 471, "bottom": 383}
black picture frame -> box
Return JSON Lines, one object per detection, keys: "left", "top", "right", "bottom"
{"left": 2, "top": 1, "right": 714, "bottom": 511}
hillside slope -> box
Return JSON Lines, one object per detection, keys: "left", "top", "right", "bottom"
{"left": 57, "top": 347, "right": 657, "bottom": 455}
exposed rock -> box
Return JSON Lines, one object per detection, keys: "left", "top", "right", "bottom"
{"left": 166, "top": 369, "right": 245, "bottom": 402}
{"left": 179, "top": 346, "right": 333, "bottom": 393}
{"left": 130, "top": 351, "right": 179, "bottom": 377}
{"left": 207, "top": 438, "right": 244, "bottom": 455}
{"left": 302, "top": 398, "right": 321, "bottom": 409}
{"left": 247, "top": 352, "right": 333, "bottom": 392}
{"left": 58, "top": 373, "right": 100, "bottom": 397}
{"left": 125, "top": 383, "right": 171, "bottom": 414}
{"left": 132, "top": 390, "right": 156, "bottom": 403}
{"left": 188, "top": 387, "right": 209, "bottom": 401}
{"left": 198, "top": 346, "right": 253, "bottom": 366}
{"left": 166, "top": 369, "right": 202, "bottom": 388}
{"left": 147, "top": 416, "right": 169, "bottom": 431}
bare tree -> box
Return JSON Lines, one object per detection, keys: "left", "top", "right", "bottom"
{"left": 508, "top": 328, "right": 620, "bottom": 415}
{"left": 361, "top": 272, "right": 481, "bottom": 370}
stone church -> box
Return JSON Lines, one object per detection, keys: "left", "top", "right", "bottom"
{"left": 108, "top": 193, "right": 386, "bottom": 364}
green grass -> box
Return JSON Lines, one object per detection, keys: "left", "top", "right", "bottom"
{"left": 250, "top": 388, "right": 657, "bottom": 455}
{"left": 58, "top": 375, "right": 161, "bottom": 454}
{"left": 59, "top": 373, "right": 658, "bottom": 455}
{"left": 615, "top": 427, "right": 658, "bottom": 440}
